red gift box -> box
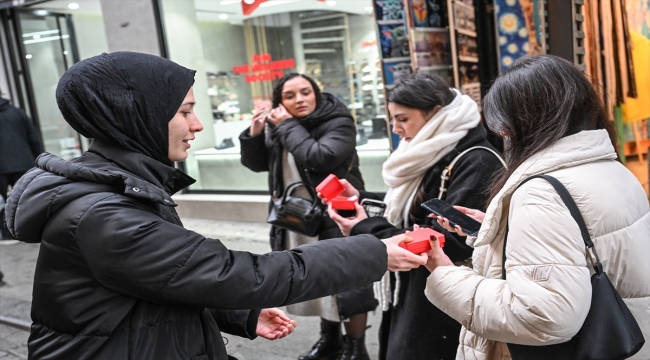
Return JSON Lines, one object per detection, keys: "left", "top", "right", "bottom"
{"left": 398, "top": 228, "right": 445, "bottom": 254}
{"left": 315, "top": 174, "right": 345, "bottom": 201}
{"left": 331, "top": 195, "right": 358, "bottom": 210}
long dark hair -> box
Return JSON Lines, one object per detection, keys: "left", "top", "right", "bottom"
{"left": 271, "top": 73, "right": 322, "bottom": 109}
{"left": 388, "top": 74, "right": 457, "bottom": 222}
{"left": 388, "top": 73, "right": 456, "bottom": 115}
{"left": 483, "top": 55, "right": 617, "bottom": 205}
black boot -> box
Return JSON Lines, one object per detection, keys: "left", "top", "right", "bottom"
{"left": 335, "top": 334, "right": 370, "bottom": 360}
{"left": 298, "top": 321, "right": 343, "bottom": 360}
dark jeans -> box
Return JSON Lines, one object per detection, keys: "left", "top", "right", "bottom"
{"left": 1, "top": 171, "right": 24, "bottom": 239}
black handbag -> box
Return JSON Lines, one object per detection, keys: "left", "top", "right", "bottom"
{"left": 503, "top": 174, "right": 645, "bottom": 360}
{"left": 267, "top": 181, "right": 323, "bottom": 237}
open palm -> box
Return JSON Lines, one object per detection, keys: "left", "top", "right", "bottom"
{"left": 256, "top": 308, "right": 297, "bottom": 340}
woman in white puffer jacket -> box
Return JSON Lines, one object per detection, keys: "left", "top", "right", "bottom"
{"left": 423, "top": 55, "right": 650, "bottom": 359}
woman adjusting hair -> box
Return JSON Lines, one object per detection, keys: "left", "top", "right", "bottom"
{"left": 4, "top": 52, "right": 426, "bottom": 360}
{"left": 240, "top": 73, "right": 381, "bottom": 360}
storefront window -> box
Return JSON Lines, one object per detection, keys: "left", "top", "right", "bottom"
{"left": 159, "top": 0, "right": 390, "bottom": 193}
{"left": 11, "top": 0, "right": 109, "bottom": 159}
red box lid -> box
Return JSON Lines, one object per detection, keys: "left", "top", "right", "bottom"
{"left": 315, "top": 174, "right": 344, "bottom": 201}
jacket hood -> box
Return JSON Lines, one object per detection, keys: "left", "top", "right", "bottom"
{"left": 4, "top": 142, "right": 194, "bottom": 244}
{"left": 299, "top": 92, "right": 353, "bottom": 131}
{"left": 56, "top": 51, "right": 195, "bottom": 166}
{"left": 0, "top": 98, "right": 10, "bottom": 111}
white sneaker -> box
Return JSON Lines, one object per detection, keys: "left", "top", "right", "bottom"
{"left": 0, "top": 239, "right": 19, "bottom": 245}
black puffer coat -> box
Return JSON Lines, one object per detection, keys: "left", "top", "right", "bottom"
{"left": 5, "top": 140, "right": 387, "bottom": 360}
{"left": 240, "top": 93, "right": 364, "bottom": 249}
{"left": 0, "top": 98, "right": 43, "bottom": 174}
{"left": 350, "top": 125, "right": 504, "bottom": 360}
{"left": 240, "top": 93, "right": 375, "bottom": 320}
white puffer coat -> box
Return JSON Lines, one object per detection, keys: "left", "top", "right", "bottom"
{"left": 425, "top": 129, "right": 650, "bottom": 359}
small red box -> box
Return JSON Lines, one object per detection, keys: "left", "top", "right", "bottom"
{"left": 331, "top": 196, "right": 358, "bottom": 210}
{"left": 398, "top": 228, "right": 445, "bottom": 254}
{"left": 315, "top": 174, "right": 344, "bottom": 201}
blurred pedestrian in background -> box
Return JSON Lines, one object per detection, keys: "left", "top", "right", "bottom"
{"left": 0, "top": 95, "right": 43, "bottom": 286}
{"left": 0, "top": 95, "right": 42, "bottom": 239}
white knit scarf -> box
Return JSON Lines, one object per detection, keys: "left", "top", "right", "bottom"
{"left": 374, "top": 89, "right": 481, "bottom": 311}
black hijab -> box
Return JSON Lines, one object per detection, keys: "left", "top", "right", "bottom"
{"left": 56, "top": 52, "right": 196, "bottom": 166}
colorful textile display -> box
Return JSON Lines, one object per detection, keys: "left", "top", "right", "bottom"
{"left": 494, "top": 0, "right": 542, "bottom": 72}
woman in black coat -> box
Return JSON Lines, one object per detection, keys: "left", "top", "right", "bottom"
{"left": 4, "top": 52, "right": 428, "bottom": 360}
{"left": 240, "top": 73, "right": 376, "bottom": 360}
{"left": 328, "top": 74, "right": 505, "bottom": 360}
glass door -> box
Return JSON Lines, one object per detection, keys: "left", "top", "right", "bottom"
{"left": 10, "top": 9, "right": 82, "bottom": 160}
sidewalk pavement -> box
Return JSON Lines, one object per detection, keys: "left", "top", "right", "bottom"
{"left": 0, "top": 219, "right": 381, "bottom": 360}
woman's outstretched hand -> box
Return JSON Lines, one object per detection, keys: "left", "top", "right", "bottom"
{"left": 428, "top": 206, "right": 485, "bottom": 236}
{"left": 256, "top": 308, "right": 297, "bottom": 340}
{"left": 424, "top": 235, "right": 453, "bottom": 272}
{"left": 327, "top": 201, "right": 367, "bottom": 236}
{"left": 382, "top": 234, "right": 428, "bottom": 271}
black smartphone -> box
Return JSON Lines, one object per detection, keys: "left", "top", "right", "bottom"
{"left": 361, "top": 199, "right": 387, "bottom": 218}
{"left": 420, "top": 198, "right": 481, "bottom": 236}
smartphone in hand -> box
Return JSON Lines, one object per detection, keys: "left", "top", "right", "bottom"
{"left": 420, "top": 199, "right": 481, "bottom": 236}
{"left": 361, "top": 199, "right": 386, "bottom": 217}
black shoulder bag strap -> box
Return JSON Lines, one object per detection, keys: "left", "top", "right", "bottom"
{"left": 500, "top": 174, "right": 592, "bottom": 359}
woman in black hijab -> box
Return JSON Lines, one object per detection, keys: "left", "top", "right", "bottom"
{"left": 4, "top": 52, "right": 427, "bottom": 360}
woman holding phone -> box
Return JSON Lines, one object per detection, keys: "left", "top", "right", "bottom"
{"left": 240, "top": 73, "right": 376, "bottom": 360}
{"left": 327, "top": 74, "right": 504, "bottom": 360}
{"left": 425, "top": 55, "right": 649, "bottom": 359}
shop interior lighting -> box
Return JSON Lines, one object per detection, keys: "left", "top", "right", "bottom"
{"left": 34, "top": 10, "right": 48, "bottom": 16}
{"left": 63, "top": 50, "right": 69, "bottom": 55}
{"left": 219, "top": 13, "right": 228, "bottom": 19}
{"left": 219, "top": 0, "right": 241, "bottom": 4}
{"left": 33, "top": 35, "right": 41, "bottom": 40}
{"left": 23, "top": 34, "right": 70, "bottom": 45}
{"left": 364, "top": 6, "right": 373, "bottom": 12}
{"left": 327, "top": 1, "right": 336, "bottom": 5}
{"left": 22, "top": 29, "right": 59, "bottom": 38}
{"left": 25, "top": 54, "right": 32, "bottom": 59}
{"left": 260, "top": 0, "right": 301, "bottom": 8}
{"left": 68, "top": 3, "right": 79, "bottom": 10}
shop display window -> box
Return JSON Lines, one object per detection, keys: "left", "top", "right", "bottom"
{"left": 158, "top": 0, "right": 390, "bottom": 193}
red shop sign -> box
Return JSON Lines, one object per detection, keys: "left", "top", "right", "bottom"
{"left": 233, "top": 53, "right": 295, "bottom": 83}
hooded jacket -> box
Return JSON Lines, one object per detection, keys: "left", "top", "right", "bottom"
{"left": 0, "top": 98, "right": 43, "bottom": 174}
{"left": 425, "top": 130, "right": 650, "bottom": 359}
{"left": 4, "top": 52, "right": 388, "bottom": 360}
